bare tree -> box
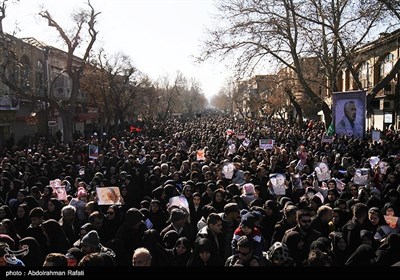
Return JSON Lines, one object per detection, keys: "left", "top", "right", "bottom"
{"left": 39, "top": 1, "right": 100, "bottom": 143}
{"left": 0, "top": 0, "right": 19, "bottom": 33}
{"left": 180, "top": 78, "right": 208, "bottom": 116}
{"left": 157, "top": 72, "right": 185, "bottom": 120}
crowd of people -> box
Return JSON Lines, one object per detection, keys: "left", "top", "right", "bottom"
{"left": 0, "top": 114, "right": 400, "bottom": 267}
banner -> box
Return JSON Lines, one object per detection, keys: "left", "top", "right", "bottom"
{"left": 236, "top": 133, "right": 246, "bottom": 140}
{"left": 259, "top": 139, "right": 274, "bottom": 150}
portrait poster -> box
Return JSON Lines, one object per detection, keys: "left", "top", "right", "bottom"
{"left": 353, "top": 168, "right": 370, "bottom": 185}
{"left": 88, "top": 145, "right": 99, "bottom": 159}
{"left": 369, "top": 156, "right": 380, "bottom": 169}
{"left": 196, "top": 149, "right": 205, "bottom": 161}
{"left": 295, "top": 160, "right": 304, "bottom": 172}
{"left": 269, "top": 173, "right": 286, "bottom": 196}
{"left": 222, "top": 162, "right": 235, "bottom": 179}
{"left": 226, "top": 129, "right": 234, "bottom": 136}
{"left": 242, "top": 138, "right": 251, "bottom": 147}
{"left": 228, "top": 143, "right": 236, "bottom": 155}
{"left": 379, "top": 161, "right": 388, "bottom": 175}
{"left": 290, "top": 173, "right": 303, "bottom": 190}
{"left": 333, "top": 178, "right": 345, "bottom": 192}
{"left": 169, "top": 195, "right": 190, "bottom": 213}
{"left": 332, "top": 91, "right": 366, "bottom": 138}
{"left": 384, "top": 215, "right": 399, "bottom": 229}
{"left": 314, "top": 162, "right": 331, "bottom": 182}
{"left": 96, "top": 187, "right": 122, "bottom": 205}
{"left": 49, "top": 179, "right": 67, "bottom": 201}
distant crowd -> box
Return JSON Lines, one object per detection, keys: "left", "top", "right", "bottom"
{"left": 0, "top": 115, "right": 400, "bottom": 267}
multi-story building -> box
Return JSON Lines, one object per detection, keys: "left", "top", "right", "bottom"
{"left": 0, "top": 33, "right": 97, "bottom": 148}
{"left": 237, "top": 29, "right": 400, "bottom": 129}
{"left": 339, "top": 29, "right": 400, "bottom": 131}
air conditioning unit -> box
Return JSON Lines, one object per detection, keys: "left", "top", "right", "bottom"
{"left": 379, "top": 99, "right": 394, "bottom": 110}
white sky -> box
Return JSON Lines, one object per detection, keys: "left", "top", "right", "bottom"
{"left": 4, "top": 0, "right": 233, "bottom": 101}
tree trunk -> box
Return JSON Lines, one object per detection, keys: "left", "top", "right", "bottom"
{"left": 321, "top": 102, "right": 332, "bottom": 129}
{"left": 60, "top": 109, "right": 74, "bottom": 143}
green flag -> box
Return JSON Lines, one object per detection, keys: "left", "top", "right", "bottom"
{"left": 326, "top": 122, "right": 335, "bottom": 136}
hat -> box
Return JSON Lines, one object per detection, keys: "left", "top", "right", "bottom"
{"left": 81, "top": 230, "right": 100, "bottom": 249}
{"left": 240, "top": 212, "right": 257, "bottom": 228}
{"left": 77, "top": 187, "right": 87, "bottom": 198}
{"left": 125, "top": 208, "right": 144, "bottom": 226}
{"left": 169, "top": 208, "right": 186, "bottom": 223}
{"left": 224, "top": 203, "right": 239, "bottom": 214}
{"left": 66, "top": 247, "right": 84, "bottom": 262}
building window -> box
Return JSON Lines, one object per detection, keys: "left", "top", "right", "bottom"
{"left": 359, "top": 62, "right": 370, "bottom": 89}
{"left": 36, "top": 60, "right": 44, "bottom": 96}
{"left": 380, "top": 53, "right": 395, "bottom": 78}
{"left": 20, "top": 56, "right": 31, "bottom": 90}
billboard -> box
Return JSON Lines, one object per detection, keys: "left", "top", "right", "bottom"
{"left": 332, "top": 91, "right": 366, "bottom": 138}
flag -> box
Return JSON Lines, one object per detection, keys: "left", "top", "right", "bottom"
{"left": 326, "top": 122, "right": 335, "bottom": 136}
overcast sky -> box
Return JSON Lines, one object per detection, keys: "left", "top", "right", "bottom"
{"left": 4, "top": 0, "right": 234, "bottom": 101}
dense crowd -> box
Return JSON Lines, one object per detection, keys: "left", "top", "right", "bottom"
{"left": 0, "top": 115, "right": 400, "bottom": 267}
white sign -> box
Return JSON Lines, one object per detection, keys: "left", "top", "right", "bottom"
{"left": 259, "top": 139, "right": 274, "bottom": 150}
{"left": 353, "top": 168, "right": 369, "bottom": 185}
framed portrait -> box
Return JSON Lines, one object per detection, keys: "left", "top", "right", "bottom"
{"left": 96, "top": 187, "right": 122, "bottom": 205}
{"left": 332, "top": 91, "right": 366, "bottom": 138}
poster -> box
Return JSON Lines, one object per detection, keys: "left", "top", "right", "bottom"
{"left": 372, "top": 130, "right": 381, "bottom": 142}
{"left": 384, "top": 215, "right": 399, "bottom": 229}
{"left": 228, "top": 143, "right": 236, "bottom": 155}
{"left": 353, "top": 168, "right": 370, "bottom": 185}
{"left": 196, "top": 149, "right": 205, "bottom": 161}
{"left": 321, "top": 135, "right": 334, "bottom": 144}
{"left": 169, "top": 195, "right": 190, "bottom": 213}
{"left": 259, "top": 139, "right": 274, "bottom": 150}
{"left": 0, "top": 95, "right": 19, "bottom": 110}
{"left": 96, "top": 187, "right": 122, "bottom": 205}
{"left": 49, "top": 179, "right": 67, "bottom": 201}
{"left": 88, "top": 145, "right": 99, "bottom": 159}
{"left": 236, "top": 133, "right": 246, "bottom": 140}
{"left": 290, "top": 173, "right": 303, "bottom": 190}
{"left": 222, "top": 162, "right": 235, "bottom": 179}
{"left": 379, "top": 161, "right": 388, "bottom": 175}
{"left": 242, "top": 138, "right": 251, "bottom": 147}
{"left": 269, "top": 173, "right": 286, "bottom": 195}
{"left": 314, "top": 162, "right": 331, "bottom": 182}
{"left": 332, "top": 91, "right": 366, "bottom": 138}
